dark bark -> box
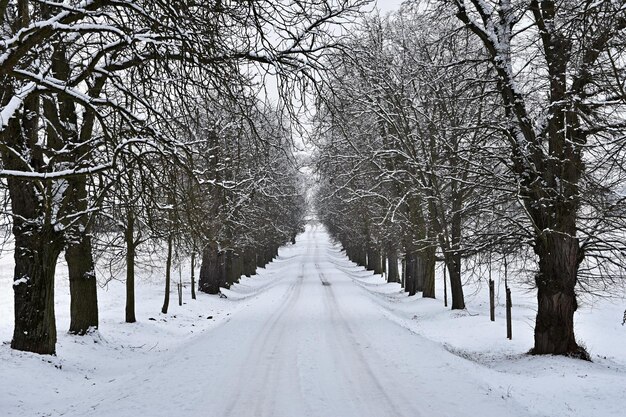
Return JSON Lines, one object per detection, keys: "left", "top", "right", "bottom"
{"left": 224, "top": 249, "right": 234, "bottom": 287}
{"left": 421, "top": 247, "right": 436, "bottom": 299}
{"left": 190, "top": 251, "right": 196, "bottom": 300}
{"left": 199, "top": 242, "right": 222, "bottom": 294}
{"left": 444, "top": 251, "right": 465, "bottom": 310}
{"left": 531, "top": 233, "right": 585, "bottom": 357}
{"left": 66, "top": 234, "right": 98, "bottom": 334}
{"left": 11, "top": 222, "right": 62, "bottom": 354}
{"left": 414, "top": 253, "right": 424, "bottom": 293}
{"left": 406, "top": 248, "right": 436, "bottom": 297}
{"left": 401, "top": 257, "right": 406, "bottom": 289}
{"left": 125, "top": 212, "right": 137, "bottom": 323}
{"left": 381, "top": 253, "right": 386, "bottom": 274}
{"left": 243, "top": 247, "right": 256, "bottom": 277}
{"left": 367, "top": 248, "right": 383, "bottom": 275}
{"left": 355, "top": 246, "right": 367, "bottom": 267}
{"left": 405, "top": 252, "right": 416, "bottom": 296}
{"left": 386, "top": 248, "right": 400, "bottom": 283}
{"left": 2, "top": 89, "right": 61, "bottom": 354}
{"left": 232, "top": 252, "right": 242, "bottom": 284}
{"left": 161, "top": 235, "right": 173, "bottom": 314}
{"left": 256, "top": 249, "right": 265, "bottom": 268}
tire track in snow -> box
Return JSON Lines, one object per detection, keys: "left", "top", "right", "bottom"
{"left": 222, "top": 263, "right": 306, "bottom": 417}
{"left": 316, "top": 265, "right": 420, "bottom": 417}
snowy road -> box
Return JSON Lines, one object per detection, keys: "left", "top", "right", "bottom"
{"left": 56, "top": 225, "right": 531, "bottom": 417}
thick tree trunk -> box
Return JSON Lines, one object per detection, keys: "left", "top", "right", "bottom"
{"left": 356, "top": 246, "right": 367, "bottom": 267}
{"left": 366, "top": 248, "right": 376, "bottom": 271}
{"left": 386, "top": 249, "right": 400, "bottom": 283}
{"left": 381, "top": 253, "right": 387, "bottom": 274}
{"left": 414, "top": 254, "right": 424, "bottom": 293}
{"left": 2, "top": 83, "right": 62, "bottom": 354}
{"left": 232, "top": 252, "right": 242, "bottom": 285}
{"left": 161, "top": 235, "right": 173, "bottom": 314}
{"left": 224, "top": 249, "right": 234, "bottom": 287}
{"left": 11, "top": 225, "right": 62, "bottom": 354}
{"left": 199, "top": 242, "right": 222, "bottom": 294}
{"left": 66, "top": 234, "right": 98, "bottom": 334}
{"left": 405, "top": 252, "right": 416, "bottom": 296}
{"left": 256, "top": 249, "right": 265, "bottom": 268}
{"left": 367, "top": 248, "right": 383, "bottom": 275}
{"left": 445, "top": 252, "right": 465, "bottom": 310}
{"left": 265, "top": 247, "right": 274, "bottom": 265}
{"left": 344, "top": 246, "right": 352, "bottom": 261}
{"left": 243, "top": 247, "right": 256, "bottom": 277}
{"left": 421, "top": 247, "right": 436, "bottom": 299}
{"left": 531, "top": 234, "right": 584, "bottom": 357}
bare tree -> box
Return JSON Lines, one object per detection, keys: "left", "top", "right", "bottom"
{"left": 444, "top": 0, "right": 626, "bottom": 357}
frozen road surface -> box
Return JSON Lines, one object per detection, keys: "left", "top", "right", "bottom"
{"left": 46, "top": 225, "right": 532, "bottom": 417}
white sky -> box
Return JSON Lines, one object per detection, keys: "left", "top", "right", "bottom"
{"left": 375, "top": 0, "right": 404, "bottom": 13}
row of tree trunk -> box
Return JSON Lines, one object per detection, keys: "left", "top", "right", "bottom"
{"left": 198, "top": 243, "right": 281, "bottom": 295}
{"left": 343, "top": 242, "right": 455, "bottom": 303}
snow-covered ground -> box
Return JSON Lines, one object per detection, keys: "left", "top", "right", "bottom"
{"left": 1, "top": 224, "right": 625, "bottom": 416}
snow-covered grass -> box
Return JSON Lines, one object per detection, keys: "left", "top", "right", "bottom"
{"left": 1, "top": 230, "right": 625, "bottom": 417}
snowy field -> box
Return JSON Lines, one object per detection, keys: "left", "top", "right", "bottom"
{"left": 1, "top": 225, "right": 625, "bottom": 416}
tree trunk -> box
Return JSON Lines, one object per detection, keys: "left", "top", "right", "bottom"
{"left": 366, "top": 248, "right": 375, "bottom": 271}
{"left": 11, "top": 224, "right": 62, "bottom": 354}
{"left": 256, "top": 249, "right": 265, "bottom": 268}
{"left": 199, "top": 242, "right": 222, "bottom": 294}
{"left": 190, "top": 251, "right": 196, "bottom": 300}
{"left": 125, "top": 213, "right": 137, "bottom": 323}
{"left": 445, "top": 252, "right": 465, "bottom": 310}
{"left": 367, "top": 248, "right": 383, "bottom": 275}
{"left": 66, "top": 234, "right": 98, "bottom": 334}
{"left": 415, "top": 253, "right": 424, "bottom": 293}
{"left": 265, "top": 247, "right": 274, "bottom": 265}
{"left": 224, "top": 249, "right": 234, "bottom": 287}
{"left": 345, "top": 245, "right": 354, "bottom": 263}
{"left": 386, "top": 248, "right": 400, "bottom": 283}
{"left": 233, "top": 252, "right": 242, "bottom": 284}
{"left": 3, "top": 86, "right": 61, "bottom": 354}
{"left": 422, "top": 247, "right": 436, "bottom": 299}
{"left": 161, "top": 235, "right": 173, "bottom": 314}
{"left": 405, "top": 252, "right": 416, "bottom": 296}
{"left": 381, "top": 253, "right": 387, "bottom": 274}
{"left": 64, "top": 174, "right": 98, "bottom": 334}
{"left": 243, "top": 247, "right": 255, "bottom": 277}
{"left": 531, "top": 233, "right": 584, "bottom": 357}
{"left": 401, "top": 257, "right": 406, "bottom": 289}
{"left": 356, "top": 246, "right": 367, "bottom": 267}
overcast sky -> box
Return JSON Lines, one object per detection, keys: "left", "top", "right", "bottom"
{"left": 375, "top": 0, "right": 404, "bottom": 14}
